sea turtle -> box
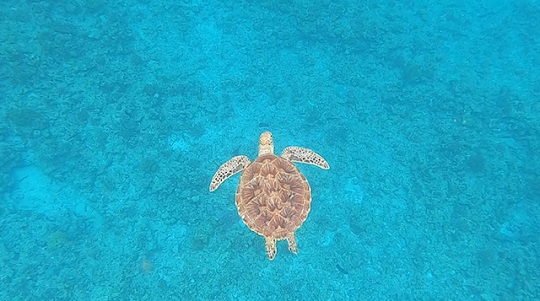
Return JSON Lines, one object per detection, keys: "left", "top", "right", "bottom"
{"left": 209, "top": 131, "right": 329, "bottom": 260}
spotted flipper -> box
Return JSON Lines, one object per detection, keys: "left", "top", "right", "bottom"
{"left": 265, "top": 237, "right": 277, "bottom": 260}
{"left": 281, "top": 146, "right": 329, "bottom": 169}
{"left": 286, "top": 232, "right": 298, "bottom": 255}
{"left": 209, "top": 155, "right": 251, "bottom": 192}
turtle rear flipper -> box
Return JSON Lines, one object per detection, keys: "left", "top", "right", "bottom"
{"left": 209, "top": 155, "right": 251, "bottom": 191}
{"left": 282, "top": 146, "right": 330, "bottom": 169}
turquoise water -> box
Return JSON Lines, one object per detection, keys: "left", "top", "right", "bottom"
{"left": 1, "top": 0, "right": 539, "bottom": 300}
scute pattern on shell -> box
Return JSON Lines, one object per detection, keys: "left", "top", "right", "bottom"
{"left": 236, "top": 154, "right": 311, "bottom": 239}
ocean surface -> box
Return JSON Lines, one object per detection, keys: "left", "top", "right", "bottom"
{"left": 1, "top": 0, "right": 539, "bottom": 300}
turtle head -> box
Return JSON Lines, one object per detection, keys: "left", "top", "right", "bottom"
{"left": 259, "top": 131, "right": 274, "bottom": 156}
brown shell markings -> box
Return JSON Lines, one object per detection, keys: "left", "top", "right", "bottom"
{"left": 235, "top": 154, "right": 311, "bottom": 239}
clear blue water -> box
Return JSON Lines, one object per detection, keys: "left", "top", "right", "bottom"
{"left": 1, "top": 0, "right": 539, "bottom": 300}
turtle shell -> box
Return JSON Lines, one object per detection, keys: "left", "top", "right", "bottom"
{"left": 235, "top": 154, "right": 311, "bottom": 239}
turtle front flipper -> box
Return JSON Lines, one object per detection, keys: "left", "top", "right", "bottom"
{"left": 209, "top": 155, "right": 251, "bottom": 192}
{"left": 282, "top": 146, "right": 330, "bottom": 169}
